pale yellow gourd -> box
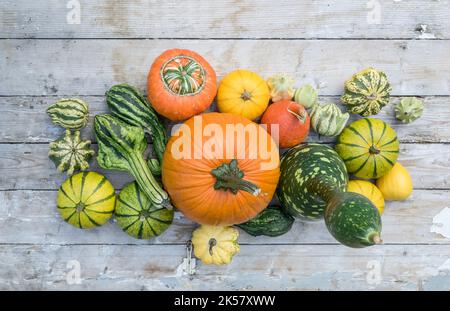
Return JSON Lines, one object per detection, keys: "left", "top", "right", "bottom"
{"left": 376, "top": 163, "right": 413, "bottom": 201}
{"left": 191, "top": 225, "right": 240, "bottom": 265}
{"left": 347, "top": 180, "right": 385, "bottom": 215}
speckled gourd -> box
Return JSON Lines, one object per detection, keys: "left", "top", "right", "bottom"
{"left": 277, "top": 144, "right": 382, "bottom": 248}
{"left": 310, "top": 102, "right": 350, "bottom": 136}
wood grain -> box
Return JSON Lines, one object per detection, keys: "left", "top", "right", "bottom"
{"left": 1, "top": 39, "right": 450, "bottom": 96}
{"left": 0, "top": 96, "right": 448, "bottom": 143}
{"left": 1, "top": 244, "right": 450, "bottom": 290}
{"left": 0, "top": 190, "right": 448, "bottom": 245}
{"left": 1, "top": 0, "right": 449, "bottom": 39}
{"left": 0, "top": 143, "right": 447, "bottom": 190}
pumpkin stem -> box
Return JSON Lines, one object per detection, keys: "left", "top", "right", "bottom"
{"left": 287, "top": 104, "right": 307, "bottom": 124}
{"left": 208, "top": 238, "right": 217, "bottom": 256}
{"left": 241, "top": 90, "right": 252, "bottom": 101}
{"left": 369, "top": 145, "right": 380, "bottom": 155}
{"left": 211, "top": 159, "right": 261, "bottom": 196}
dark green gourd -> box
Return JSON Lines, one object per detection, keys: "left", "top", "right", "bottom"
{"left": 277, "top": 143, "right": 382, "bottom": 248}
{"left": 105, "top": 84, "right": 167, "bottom": 171}
{"left": 236, "top": 206, "right": 294, "bottom": 237}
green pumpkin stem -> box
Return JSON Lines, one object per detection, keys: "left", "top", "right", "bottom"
{"left": 369, "top": 145, "right": 380, "bottom": 155}
{"left": 211, "top": 160, "right": 261, "bottom": 196}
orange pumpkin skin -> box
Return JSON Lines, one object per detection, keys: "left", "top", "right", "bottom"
{"left": 261, "top": 100, "right": 310, "bottom": 148}
{"left": 147, "top": 49, "right": 217, "bottom": 121}
{"left": 162, "top": 113, "right": 280, "bottom": 226}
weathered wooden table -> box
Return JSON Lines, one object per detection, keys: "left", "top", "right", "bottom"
{"left": 1, "top": 1, "right": 450, "bottom": 290}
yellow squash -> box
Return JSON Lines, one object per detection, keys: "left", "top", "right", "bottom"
{"left": 217, "top": 69, "right": 270, "bottom": 120}
{"left": 376, "top": 162, "right": 413, "bottom": 201}
{"left": 192, "top": 225, "right": 240, "bottom": 265}
{"left": 347, "top": 180, "right": 385, "bottom": 214}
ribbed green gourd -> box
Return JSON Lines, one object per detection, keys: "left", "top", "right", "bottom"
{"left": 341, "top": 68, "right": 391, "bottom": 116}
{"left": 48, "top": 130, "right": 95, "bottom": 175}
{"left": 335, "top": 118, "right": 399, "bottom": 179}
{"left": 395, "top": 97, "right": 424, "bottom": 123}
{"left": 47, "top": 98, "right": 89, "bottom": 130}
{"left": 277, "top": 144, "right": 382, "bottom": 248}
{"left": 115, "top": 182, "right": 173, "bottom": 239}
{"left": 105, "top": 84, "right": 167, "bottom": 168}
{"left": 94, "top": 114, "right": 171, "bottom": 208}
{"left": 236, "top": 206, "right": 294, "bottom": 237}
{"left": 310, "top": 102, "right": 350, "bottom": 137}
{"left": 293, "top": 84, "right": 318, "bottom": 109}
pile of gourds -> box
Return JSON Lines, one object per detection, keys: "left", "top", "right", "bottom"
{"left": 47, "top": 49, "right": 421, "bottom": 265}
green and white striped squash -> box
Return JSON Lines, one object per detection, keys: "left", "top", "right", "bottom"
{"left": 57, "top": 171, "right": 116, "bottom": 229}
{"left": 335, "top": 118, "right": 399, "bottom": 179}
{"left": 278, "top": 144, "right": 382, "bottom": 248}
{"left": 341, "top": 68, "right": 391, "bottom": 116}
{"left": 47, "top": 98, "right": 89, "bottom": 130}
{"left": 48, "top": 130, "right": 95, "bottom": 176}
{"left": 115, "top": 182, "right": 174, "bottom": 239}
{"left": 310, "top": 102, "right": 350, "bottom": 137}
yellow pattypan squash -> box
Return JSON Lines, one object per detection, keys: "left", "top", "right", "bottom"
{"left": 217, "top": 69, "right": 270, "bottom": 120}
{"left": 376, "top": 162, "right": 413, "bottom": 201}
{"left": 192, "top": 225, "right": 240, "bottom": 265}
{"left": 347, "top": 180, "right": 385, "bottom": 215}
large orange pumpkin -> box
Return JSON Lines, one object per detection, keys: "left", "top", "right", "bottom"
{"left": 147, "top": 49, "right": 217, "bottom": 121}
{"left": 162, "top": 113, "right": 280, "bottom": 225}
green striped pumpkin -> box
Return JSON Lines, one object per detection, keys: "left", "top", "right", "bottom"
{"left": 341, "top": 68, "right": 391, "bottom": 116}
{"left": 57, "top": 171, "right": 116, "bottom": 229}
{"left": 115, "top": 182, "right": 174, "bottom": 239}
{"left": 106, "top": 84, "right": 167, "bottom": 165}
{"left": 47, "top": 98, "right": 89, "bottom": 130}
{"left": 336, "top": 118, "right": 399, "bottom": 179}
{"left": 278, "top": 144, "right": 382, "bottom": 248}
{"left": 48, "top": 130, "right": 95, "bottom": 176}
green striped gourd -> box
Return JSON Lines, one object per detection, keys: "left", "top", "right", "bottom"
{"left": 278, "top": 144, "right": 382, "bottom": 248}
{"left": 94, "top": 114, "right": 171, "bottom": 208}
{"left": 57, "top": 171, "right": 116, "bottom": 229}
{"left": 106, "top": 84, "right": 167, "bottom": 167}
{"left": 236, "top": 206, "right": 294, "bottom": 237}
{"left": 48, "top": 130, "right": 95, "bottom": 175}
{"left": 310, "top": 102, "right": 350, "bottom": 137}
{"left": 341, "top": 68, "right": 391, "bottom": 116}
{"left": 335, "top": 118, "right": 399, "bottom": 179}
{"left": 115, "top": 182, "right": 174, "bottom": 239}
{"left": 47, "top": 98, "right": 89, "bottom": 129}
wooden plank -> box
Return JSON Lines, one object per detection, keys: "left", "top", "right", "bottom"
{"left": 1, "top": 1, "right": 449, "bottom": 39}
{"left": 1, "top": 39, "right": 450, "bottom": 96}
{"left": 0, "top": 96, "right": 448, "bottom": 143}
{"left": 1, "top": 244, "right": 450, "bottom": 290}
{"left": 0, "top": 190, "right": 448, "bottom": 245}
{"left": 0, "top": 143, "right": 447, "bottom": 190}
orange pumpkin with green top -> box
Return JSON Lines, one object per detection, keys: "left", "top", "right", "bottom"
{"left": 147, "top": 49, "right": 217, "bottom": 121}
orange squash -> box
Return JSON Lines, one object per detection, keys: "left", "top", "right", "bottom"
{"left": 162, "top": 112, "right": 280, "bottom": 225}
{"left": 147, "top": 49, "right": 217, "bottom": 121}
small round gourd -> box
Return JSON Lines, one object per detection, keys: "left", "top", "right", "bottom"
{"left": 293, "top": 84, "right": 318, "bottom": 109}
{"left": 47, "top": 98, "right": 89, "bottom": 130}
{"left": 341, "top": 68, "right": 391, "bottom": 116}
{"left": 48, "top": 130, "right": 95, "bottom": 176}
{"left": 395, "top": 97, "right": 424, "bottom": 123}
{"left": 376, "top": 162, "right": 413, "bottom": 201}
{"left": 347, "top": 180, "right": 385, "bottom": 214}
{"left": 310, "top": 102, "right": 350, "bottom": 137}
{"left": 267, "top": 73, "right": 295, "bottom": 102}
{"left": 115, "top": 182, "right": 174, "bottom": 239}
{"left": 57, "top": 171, "right": 116, "bottom": 229}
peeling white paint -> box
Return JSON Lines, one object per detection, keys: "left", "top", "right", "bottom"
{"left": 430, "top": 207, "right": 450, "bottom": 238}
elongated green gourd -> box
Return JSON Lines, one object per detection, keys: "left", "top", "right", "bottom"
{"left": 105, "top": 84, "right": 167, "bottom": 166}
{"left": 47, "top": 98, "right": 89, "bottom": 130}
{"left": 277, "top": 144, "right": 382, "bottom": 248}
{"left": 236, "top": 206, "right": 294, "bottom": 237}
{"left": 94, "top": 114, "right": 171, "bottom": 208}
